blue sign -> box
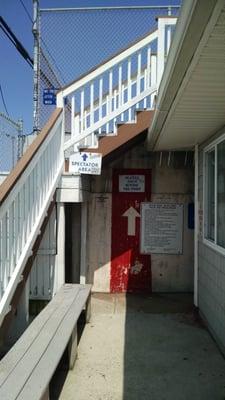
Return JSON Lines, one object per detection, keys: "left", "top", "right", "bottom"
{"left": 43, "top": 89, "right": 56, "bottom": 105}
{"left": 188, "top": 203, "right": 194, "bottom": 229}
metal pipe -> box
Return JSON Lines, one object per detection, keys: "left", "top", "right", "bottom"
{"left": 40, "top": 6, "right": 180, "bottom": 12}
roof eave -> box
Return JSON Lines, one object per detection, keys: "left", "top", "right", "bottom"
{"left": 147, "top": 0, "right": 220, "bottom": 151}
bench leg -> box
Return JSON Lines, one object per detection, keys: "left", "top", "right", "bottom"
{"left": 41, "top": 386, "right": 49, "bottom": 400}
{"left": 68, "top": 324, "right": 77, "bottom": 369}
{"left": 85, "top": 293, "right": 91, "bottom": 323}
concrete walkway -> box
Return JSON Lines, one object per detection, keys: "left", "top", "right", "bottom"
{"left": 55, "top": 293, "right": 225, "bottom": 400}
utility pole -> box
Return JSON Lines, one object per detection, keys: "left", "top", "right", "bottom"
{"left": 33, "top": 0, "right": 40, "bottom": 134}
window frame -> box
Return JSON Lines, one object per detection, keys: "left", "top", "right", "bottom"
{"left": 203, "top": 132, "right": 225, "bottom": 256}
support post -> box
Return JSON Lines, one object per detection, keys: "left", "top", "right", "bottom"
{"left": 80, "top": 202, "right": 87, "bottom": 284}
{"left": 194, "top": 144, "right": 199, "bottom": 307}
{"left": 68, "top": 324, "right": 78, "bottom": 369}
{"left": 54, "top": 203, "right": 65, "bottom": 293}
{"left": 85, "top": 293, "right": 91, "bottom": 323}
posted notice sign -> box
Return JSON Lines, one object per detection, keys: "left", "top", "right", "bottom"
{"left": 69, "top": 152, "right": 102, "bottom": 175}
{"left": 140, "top": 203, "right": 183, "bottom": 255}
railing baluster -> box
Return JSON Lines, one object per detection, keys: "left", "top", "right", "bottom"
{"left": 90, "top": 82, "right": 94, "bottom": 129}
{"left": 8, "top": 203, "right": 14, "bottom": 279}
{"left": 109, "top": 69, "right": 113, "bottom": 114}
{"left": 99, "top": 77, "right": 103, "bottom": 135}
{"left": 80, "top": 89, "right": 84, "bottom": 133}
{"left": 2, "top": 214, "right": 7, "bottom": 291}
{"left": 121, "top": 84, "right": 125, "bottom": 122}
{"left": 137, "top": 51, "right": 142, "bottom": 97}
{"left": 118, "top": 64, "right": 122, "bottom": 109}
{"left": 106, "top": 94, "right": 110, "bottom": 133}
{"left": 127, "top": 57, "right": 132, "bottom": 120}
{"left": 71, "top": 95, "right": 75, "bottom": 136}
{"left": 14, "top": 195, "right": 20, "bottom": 266}
{"left": 20, "top": 185, "right": 25, "bottom": 257}
{"left": 151, "top": 54, "right": 157, "bottom": 108}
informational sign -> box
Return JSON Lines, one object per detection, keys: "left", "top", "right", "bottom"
{"left": 140, "top": 203, "right": 183, "bottom": 255}
{"left": 43, "top": 89, "right": 56, "bottom": 105}
{"left": 69, "top": 152, "right": 102, "bottom": 175}
{"left": 119, "top": 175, "right": 145, "bottom": 192}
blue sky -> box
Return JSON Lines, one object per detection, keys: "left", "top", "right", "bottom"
{"left": 0, "top": 0, "right": 180, "bottom": 135}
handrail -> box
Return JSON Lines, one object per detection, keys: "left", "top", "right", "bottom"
{"left": 0, "top": 108, "right": 64, "bottom": 326}
{"left": 0, "top": 108, "right": 62, "bottom": 205}
{"left": 57, "top": 28, "right": 158, "bottom": 105}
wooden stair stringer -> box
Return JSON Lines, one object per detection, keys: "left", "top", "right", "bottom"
{"left": 86, "top": 110, "right": 155, "bottom": 159}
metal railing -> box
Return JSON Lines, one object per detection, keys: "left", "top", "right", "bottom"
{"left": 0, "top": 109, "right": 64, "bottom": 325}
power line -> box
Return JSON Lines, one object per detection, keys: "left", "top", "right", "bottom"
{"left": 18, "top": 0, "right": 33, "bottom": 24}
{"left": 0, "top": 16, "right": 33, "bottom": 68}
{"left": 0, "top": 83, "right": 9, "bottom": 116}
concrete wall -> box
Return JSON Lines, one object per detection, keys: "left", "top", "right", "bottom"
{"left": 87, "top": 143, "right": 194, "bottom": 293}
{"left": 198, "top": 134, "right": 225, "bottom": 354}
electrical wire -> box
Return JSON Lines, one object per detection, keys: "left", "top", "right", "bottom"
{"left": 18, "top": 0, "right": 33, "bottom": 24}
{"left": 0, "top": 16, "right": 33, "bottom": 68}
{"left": 0, "top": 83, "right": 9, "bottom": 116}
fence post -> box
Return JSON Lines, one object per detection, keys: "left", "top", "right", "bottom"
{"left": 33, "top": 0, "right": 40, "bottom": 135}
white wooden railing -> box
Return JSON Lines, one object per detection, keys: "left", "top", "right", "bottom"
{"left": 58, "top": 16, "right": 177, "bottom": 152}
{"left": 0, "top": 109, "right": 64, "bottom": 325}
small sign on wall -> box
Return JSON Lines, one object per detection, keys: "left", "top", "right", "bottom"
{"left": 69, "top": 152, "right": 102, "bottom": 175}
{"left": 119, "top": 175, "right": 145, "bottom": 192}
{"left": 140, "top": 203, "right": 183, "bottom": 255}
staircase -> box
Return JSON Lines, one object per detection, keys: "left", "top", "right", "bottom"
{"left": 0, "top": 16, "right": 176, "bottom": 328}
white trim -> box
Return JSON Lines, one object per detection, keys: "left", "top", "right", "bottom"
{"left": 204, "top": 131, "right": 225, "bottom": 152}
{"left": 203, "top": 238, "right": 225, "bottom": 257}
{"left": 194, "top": 144, "right": 198, "bottom": 307}
{"left": 203, "top": 132, "right": 225, "bottom": 255}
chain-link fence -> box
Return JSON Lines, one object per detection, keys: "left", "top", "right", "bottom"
{"left": 38, "top": 4, "right": 180, "bottom": 131}
{"left": 0, "top": 112, "right": 25, "bottom": 173}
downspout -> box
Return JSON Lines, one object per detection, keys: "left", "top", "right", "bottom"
{"left": 194, "top": 144, "right": 199, "bottom": 307}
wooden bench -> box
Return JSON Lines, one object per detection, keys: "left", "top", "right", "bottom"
{"left": 0, "top": 283, "right": 91, "bottom": 400}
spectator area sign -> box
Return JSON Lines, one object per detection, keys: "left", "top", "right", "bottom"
{"left": 69, "top": 152, "right": 102, "bottom": 175}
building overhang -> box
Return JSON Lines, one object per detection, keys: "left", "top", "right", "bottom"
{"left": 147, "top": 0, "right": 225, "bottom": 151}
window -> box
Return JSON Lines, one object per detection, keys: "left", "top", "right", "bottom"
{"left": 204, "top": 136, "right": 225, "bottom": 251}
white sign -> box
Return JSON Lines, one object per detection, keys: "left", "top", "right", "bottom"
{"left": 122, "top": 206, "right": 140, "bottom": 236}
{"left": 119, "top": 175, "right": 145, "bottom": 192}
{"left": 140, "top": 203, "right": 183, "bottom": 254}
{"left": 69, "top": 152, "right": 102, "bottom": 175}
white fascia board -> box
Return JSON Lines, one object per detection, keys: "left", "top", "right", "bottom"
{"left": 147, "top": 0, "right": 221, "bottom": 150}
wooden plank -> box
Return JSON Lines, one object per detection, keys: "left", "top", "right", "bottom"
{"left": 0, "top": 289, "right": 65, "bottom": 385}
{"left": 17, "top": 286, "right": 91, "bottom": 400}
{"left": 0, "top": 285, "right": 80, "bottom": 384}
{"left": 0, "top": 284, "right": 91, "bottom": 400}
